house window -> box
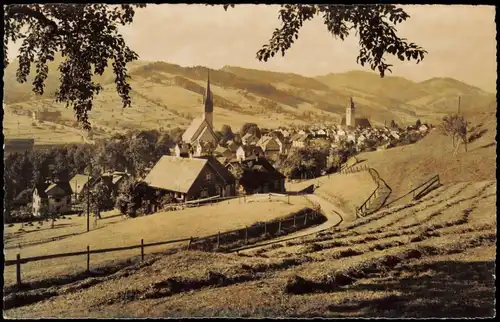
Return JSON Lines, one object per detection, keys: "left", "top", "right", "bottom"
{"left": 215, "top": 185, "right": 221, "bottom": 196}
{"left": 205, "top": 172, "right": 212, "bottom": 183}
{"left": 200, "top": 188, "right": 208, "bottom": 198}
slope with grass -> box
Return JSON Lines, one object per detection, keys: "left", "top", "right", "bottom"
{"left": 4, "top": 176, "right": 495, "bottom": 318}
{"left": 3, "top": 195, "right": 309, "bottom": 288}
{"left": 356, "top": 105, "right": 496, "bottom": 205}
{"left": 4, "top": 60, "right": 496, "bottom": 144}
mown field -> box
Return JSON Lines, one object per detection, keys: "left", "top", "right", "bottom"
{"left": 3, "top": 195, "right": 309, "bottom": 288}
{"left": 4, "top": 179, "right": 495, "bottom": 318}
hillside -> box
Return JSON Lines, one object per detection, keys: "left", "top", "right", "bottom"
{"left": 356, "top": 104, "right": 496, "bottom": 205}
{"left": 3, "top": 60, "right": 496, "bottom": 143}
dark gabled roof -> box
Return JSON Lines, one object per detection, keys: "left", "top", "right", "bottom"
{"left": 46, "top": 182, "right": 72, "bottom": 196}
{"left": 33, "top": 182, "right": 50, "bottom": 198}
{"left": 197, "top": 156, "right": 236, "bottom": 185}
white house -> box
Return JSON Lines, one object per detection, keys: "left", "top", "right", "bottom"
{"left": 33, "top": 182, "right": 72, "bottom": 217}
{"left": 419, "top": 124, "right": 429, "bottom": 133}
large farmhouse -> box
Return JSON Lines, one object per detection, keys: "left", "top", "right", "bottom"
{"left": 144, "top": 155, "right": 236, "bottom": 202}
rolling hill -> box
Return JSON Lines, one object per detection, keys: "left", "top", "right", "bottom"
{"left": 3, "top": 58, "right": 496, "bottom": 144}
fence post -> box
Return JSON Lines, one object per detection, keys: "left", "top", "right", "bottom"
{"left": 293, "top": 215, "right": 296, "bottom": 227}
{"left": 86, "top": 246, "right": 90, "bottom": 273}
{"left": 216, "top": 232, "right": 220, "bottom": 250}
{"left": 141, "top": 239, "right": 144, "bottom": 261}
{"left": 245, "top": 227, "right": 248, "bottom": 244}
{"left": 304, "top": 213, "right": 308, "bottom": 225}
{"left": 278, "top": 219, "right": 282, "bottom": 234}
{"left": 16, "top": 254, "right": 21, "bottom": 286}
{"left": 269, "top": 193, "right": 271, "bottom": 202}
{"left": 264, "top": 222, "right": 267, "bottom": 235}
{"left": 187, "top": 237, "right": 193, "bottom": 250}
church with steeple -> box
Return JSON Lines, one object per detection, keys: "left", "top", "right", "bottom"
{"left": 341, "top": 97, "right": 372, "bottom": 129}
{"left": 180, "top": 71, "right": 219, "bottom": 155}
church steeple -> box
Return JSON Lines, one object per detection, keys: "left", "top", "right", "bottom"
{"left": 346, "top": 97, "right": 356, "bottom": 127}
{"left": 203, "top": 70, "right": 213, "bottom": 128}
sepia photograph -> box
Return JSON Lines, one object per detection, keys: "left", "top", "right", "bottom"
{"left": 2, "top": 3, "right": 496, "bottom": 318}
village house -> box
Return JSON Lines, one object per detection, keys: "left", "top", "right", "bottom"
{"left": 236, "top": 145, "right": 264, "bottom": 162}
{"left": 226, "top": 156, "right": 286, "bottom": 195}
{"left": 279, "top": 129, "right": 290, "bottom": 139}
{"left": 33, "top": 181, "right": 73, "bottom": 217}
{"left": 32, "top": 108, "right": 62, "bottom": 122}
{"left": 419, "top": 124, "right": 429, "bottom": 133}
{"left": 97, "top": 171, "right": 130, "bottom": 199}
{"left": 315, "top": 129, "right": 327, "bottom": 138}
{"left": 144, "top": 155, "right": 236, "bottom": 202}
{"left": 225, "top": 140, "right": 241, "bottom": 154}
{"left": 291, "top": 133, "right": 309, "bottom": 149}
{"left": 69, "top": 174, "right": 92, "bottom": 203}
{"left": 174, "top": 143, "right": 193, "bottom": 158}
{"left": 257, "top": 135, "right": 282, "bottom": 161}
{"left": 241, "top": 132, "right": 259, "bottom": 146}
{"left": 214, "top": 145, "right": 233, "bottom": 159}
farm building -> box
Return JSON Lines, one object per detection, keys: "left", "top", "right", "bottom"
{"left": 144, "top": 155, "right": 236, "bottom": 202}
{"left": 226, "top": 156, "right": 286, "bottom": 195}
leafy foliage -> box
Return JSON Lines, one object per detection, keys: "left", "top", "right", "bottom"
{"left": 3, "top": 4, "right": 145, "bottom": 130}
{"left": 252, "top": 4, "right": 427, "bottom": 77}
{"left": 442, "top": 114, "right": 470, "bottom": 154}
{"left": 240, "top": 123, "right": 262, "bottom": 138}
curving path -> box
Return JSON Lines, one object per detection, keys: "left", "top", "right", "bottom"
{"left": 230, "top": 193, "right": 345, "bottom": 253}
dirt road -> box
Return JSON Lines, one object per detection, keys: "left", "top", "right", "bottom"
{"left": 231, "top": 193, "right": 345, "bottom": 253}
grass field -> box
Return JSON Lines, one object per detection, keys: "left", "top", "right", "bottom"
{"left": 3, "top": 195, "right": 309, "bottom": 288}
{"left": 4, "top": 178, "right": 495, "bottom": 318}
{"left": 357, "top": 110, "right": 496, "bottom": 205}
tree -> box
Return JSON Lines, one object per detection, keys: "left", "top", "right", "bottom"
{"left": 442, "top": 114, "right": 469, "bottom": 155}
{"left": 89, "top": 181, "right": 112, "bottom": 219}
{"left": 233, "top": 133, "right": 242, "bottom": 145}
{"left": 220, "top": 124, "right": 234, "bottom": 145}
{"left": 390, "top": 120, "right": 397, "bottom": 129}
{"left": 415, "top": 119, "right": 422, "bottom": 128}
{"left": 5, "top": 4, "right": 426, "bottom": 129}
{"left": 241, "top": 123, "right": 261, "bottom": 138}
{"left": 4, "top": 4, "right": 146, "bottom": 130}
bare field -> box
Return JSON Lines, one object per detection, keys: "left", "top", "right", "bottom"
{"left": 3, "top": 195, "right": 308, "bottom": 288}
{"left": 4, "top": 179, "right": 495, "bottom": 318}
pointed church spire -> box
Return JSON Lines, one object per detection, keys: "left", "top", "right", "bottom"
{"left": 203, "top": 70, "right": 213, "bottom": 113}
{"left": 350, "top": 97, "right": 355, "bottom": 109}
{"left": 203, "top": 70, "right": 214, "bottom": 128}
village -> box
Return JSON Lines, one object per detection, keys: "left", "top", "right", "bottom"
{"left": 6, "top": 73, "right": 431, "bottom": 224}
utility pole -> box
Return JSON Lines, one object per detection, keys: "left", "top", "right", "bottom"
{"left": 87, "top": 163, "right": 91, "bottom": 232}
{"left": 458, "top": 96, "right": 461, "bottom": 115}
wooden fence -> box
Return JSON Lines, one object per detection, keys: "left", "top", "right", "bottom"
{"left": 382, "top": 174, "right": 441, "bottom": 209}
{"left": 5, "top": 204, "right": 321, "bottom": 286}
{"left": 356, "top": 168, "right": 392, "bottom": 218}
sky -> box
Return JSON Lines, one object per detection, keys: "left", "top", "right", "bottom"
{"left": 7, "top": 4, "right": 497, "bottom": 93}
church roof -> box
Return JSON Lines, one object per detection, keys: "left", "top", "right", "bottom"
{"left": 182, "top": 118, "right": 205, "bottom": 143}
